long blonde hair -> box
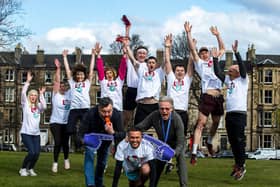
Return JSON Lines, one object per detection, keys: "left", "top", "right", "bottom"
{"left": 27, "top": 89, "right": 39, "bottom": 107}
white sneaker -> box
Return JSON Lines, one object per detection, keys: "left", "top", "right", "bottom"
{"left": 28, "top": 169, "right": 37, "bottom": 176}
{"left": 64, "top": 159, "right": 70, "bottom": 170}
{"left": 19, "top": 168, "right": 29, "bottom": 176}
{"left": 52, "top": 162, "right": 58, "bottom": 173}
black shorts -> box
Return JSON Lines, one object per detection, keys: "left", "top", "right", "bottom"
{"left": 199, "top": 93, "right": 224, "bottom": 116}
{"left": 123, "top": 87, "right": 137, "bottom": 110}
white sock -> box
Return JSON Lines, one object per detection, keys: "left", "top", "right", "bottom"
{"left": 192, "top": 144, "right": 198, "bottom": 154}
{"left": 207, "top": 136, "right": 213, "bottom": 144}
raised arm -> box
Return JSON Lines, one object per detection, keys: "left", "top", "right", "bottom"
{"left": 21, "top": 71, "right": 33, "bottom": 105}
{"left": 212, "top": 47, "right": 225, "bottom": 82}
{"left": 118, "top": 48, "right": 127, "bottom": 81}
{"left": 186, "top": 38, "right": 196, "bottom": 77}
{"left": 95, "top": 42, "right": 105, "bottom": 81}
{"left": 232, "top": 40, "right": 246, "bottom": 78}
{"left": 53, "top": 58, "right": 61, "bottom": 93}
{"left": 123, "top": 38, "right": 140, "bottom": 71}
{"left": 62, "top": 50, "right": 72, "bottom": 80}
{"left": 88, "top": 47, "right": 96, "bottom": 82}
{"left": 164, "top": 34, "right": 173, "bottom": 74}
{"left": 184, "top": 21, "right": 200, "bottom": 62}
{"left": 210, "top": 26, "right": 225, "bottom": 58}
{"left": 38, "top": 86, "right": 47, "bottom": 112}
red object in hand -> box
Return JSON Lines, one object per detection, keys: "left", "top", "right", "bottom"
{"left": 122, "top": 15, "right": 131, "bottom": 26}
{"left": 105, "top": 117, "right": 112, "bottom": 127}
{"left": 116, "top": 35, "right": 124, "bottom": 42}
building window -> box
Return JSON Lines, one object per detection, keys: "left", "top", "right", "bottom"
{"left": 264, "top": 70, "right": 272, "bottom": 83}
{"left": 263, "top": 135, "right": 272, "bottom": 148}
{"left": 259, "top": 111, "right": 272, "bottom": 127}
{"left": 264, "top": 90, "right": 272, "bottom": 104}
{"left": 4, "top": 109, "right": 15, "bottom": 123}
{"left": 96, "top": 90, "right": 101, "bottom": 104}
{"left": 258, "top": 70, "right": 263, "bottom": 83}
{"left": 44, "top": 91, "right": 52, "bottom": 104}
{"left": 45, "top": 71, "right": 52, "bottom": 84}
{"left": 5, "top": 69, "right": 14, "bottom": 81}
{"left": 21, "top": 72, "right": 27, "bottom": 83}
{"left": 44, "top": 111, "right": 51, "bottom": 124}
{"left": 5, "top": 88, "right": 15, "bottom": 102}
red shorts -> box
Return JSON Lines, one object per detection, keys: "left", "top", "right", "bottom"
{"left": 199, "top": 93, "right": 224, "bottom": 116}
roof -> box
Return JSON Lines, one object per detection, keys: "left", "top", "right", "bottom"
{"left": 255, "top": 55, "right": 280, "bottom": 65}
{"left": 0, "top": 52, "right": 16, "bottom": 65}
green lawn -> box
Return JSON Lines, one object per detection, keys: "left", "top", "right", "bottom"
{"left": 0, "top": 151, "right": 279, "bottom": 187}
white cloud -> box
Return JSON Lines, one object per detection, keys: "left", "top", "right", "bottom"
{"left": 22, "top": 5, "right": 280, "bottom": 56}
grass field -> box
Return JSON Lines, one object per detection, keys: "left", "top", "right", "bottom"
{"left": 0, "top": 151, "right": 279, "bottom": 187}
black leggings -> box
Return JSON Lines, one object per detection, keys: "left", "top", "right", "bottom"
{"left": 50, "top": 124, "right": 70, "bottom": 162}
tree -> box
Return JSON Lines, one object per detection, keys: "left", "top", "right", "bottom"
{"left": 0, "top": 0, "right": 31, "bottom": 47}
{"left": 109, "top": 34, "right": 145, "bottom": 54}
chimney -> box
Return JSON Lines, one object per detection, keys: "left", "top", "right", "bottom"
{"left": 246, "top": 44, "right": 251, "bottom": 61}
{"left": 36, "top": 45, "right": 44, "bottom": 64}
{"left": 75, "top": 47, "right": 82, "bottom": 63}
{"left": 14, "top": 43, "right": 22, "bottom": 63}
{"left": 156, "top": 49, "right": 164, "bottom": 66}
{"left": 225, "top": 50, "right": 233, "bottom": 69}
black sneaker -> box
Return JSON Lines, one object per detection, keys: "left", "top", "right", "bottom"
{"left": 234, "top": 167, "right": 246, "bottom": 181}
{"left": 230, "top": 164, "right": 239, "bottom": 176}
{"left": 190, "top": 154, "right": 197, "bottom": 166}
{"left": 165, "top": 162, "right": 174, "bottom": 174}
{"left": 206, "top": 142, "right": 215, "bottom": 156}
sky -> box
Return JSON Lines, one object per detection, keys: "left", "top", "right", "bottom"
{"left": 13, "top": 0, "right": 280, "bottom": 57}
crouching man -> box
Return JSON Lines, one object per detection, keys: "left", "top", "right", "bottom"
{"left": 114, "top": 127, "right": 156, "bottom": 187}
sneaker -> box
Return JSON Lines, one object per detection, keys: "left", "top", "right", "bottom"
{"left": 64, "top": 159, "right": 70, "bottom": 170}
{"left": 230, "top": 164, "right": 239, "bottom": 177}
{"left": 190, "top": 154, "right": 197, "bottom": 166}
{"left": 52, "top": 162, "right": 58, "bottom": 173}
{"left": 206, "top": 142, "right": 215, "bottom": 156}
{"left": 19, "top": 168, "right": 29, "bottom": 176}
{"left": 165, "top": 162, "right": 174, "bottom": 174}
{"left": 234, "top": 167, "right": 246, "bottom": 181}
{"left": 28, "top": 169, "right": 37, "bottom": 176}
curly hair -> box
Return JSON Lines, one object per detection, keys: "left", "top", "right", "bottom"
{"left": 104, "top": 67, "right": 117, "bottom": 80}
{"left": 72, "top": 63, "right": 88, "bottom": 82}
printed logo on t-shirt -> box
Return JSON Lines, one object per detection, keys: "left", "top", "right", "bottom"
{"left": 31, "top": 106, "right": 39, "bottom": 118}
{"left": 62, "top": 99, "right": 71, "bottom": 110}
{"left": 144, "top": 71, "right": 155, "bottom": 81}
{"left": 107, "top": 81, "right": 117, "bottom": 92}
{"left": 227, "top": 81, "right": 235, "bottom": 94}
{"left": 126, "top": 155, "right": 144, "bottom": 168}
{"left": 74, "top": 82, "right": 85, "bottom": 93}
{"left": 172, "top": 79, "right": 184, "bottom": 91}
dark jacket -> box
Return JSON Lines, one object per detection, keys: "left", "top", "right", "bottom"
{"left": 135, "top": 110, "right": 185, "bottom": 156}
{"left": 78, "top": 106, "right": 125, "bottom": 145}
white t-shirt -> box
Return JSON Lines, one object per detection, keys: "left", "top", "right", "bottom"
{"left": 136, "top": 65, "right": 165, "bottom": 101}
{"left": 115, "top": 138, "right": 154, "bottom": 172}
{"left": 68, "top": 78, "right": 91, "bottom": 109}
{"left": 100, "top": 77, "right": 124, "bottom": 111}
{"left": 225, "top": 75, "right": 249, "bottom": 112}
{"left": 20, "top": 83, "right": 46, "bottom": 135}
{"left": 167, "top": 72, "right": 192, "bottom": 111}
{"left": 194, "top": 58, "right": 222, "bottom": 93}
{"left": 50, "top": 90, "right": 71, "bottom": 124}
{"left": 126, "top": 59, "right": 139, "bottom": 88}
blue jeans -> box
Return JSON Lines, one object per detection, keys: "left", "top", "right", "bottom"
{"left": 84, "top": 140, "right": 111, "bottom": 187}
{"left": 21, "top": 134, "right": 41, "bottom": 169}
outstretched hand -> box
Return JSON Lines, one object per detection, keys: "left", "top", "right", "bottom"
{"left": 232, "top": 40, "right": 238, "bottom": 53}
{"left": 211, "top": 47, "right": 219, "bottom": 58}
{"left": 95, "top": 42, "right": 102, "bottom": 55}
{"left": 184, "top": 21, "right": 192, "bottom": 33}
{"left": 62, "top": 50, "right": 68, "bottom": 57}
{"left": 54, "top": 58, "right": 60, "bottom": 68}
{"left": 210, "top": 26, "right": 220, "bottom": 36}
{"left": 164, "top": 34, "right": 172, "bottom": 47}
{"left": 39, "top": 86, "right": 46, "bottom": 95}
{"left": 27, "top": 71, "right": 33, "bottom": 83}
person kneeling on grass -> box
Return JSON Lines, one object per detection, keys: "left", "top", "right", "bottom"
{"left": 114, "top": 127, "right": 156, "bottom": 187}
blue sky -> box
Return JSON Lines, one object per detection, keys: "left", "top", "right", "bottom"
{"left": 15, "top": 0, "right": 280, "bottom": 56}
